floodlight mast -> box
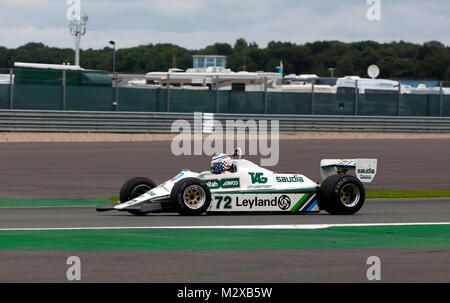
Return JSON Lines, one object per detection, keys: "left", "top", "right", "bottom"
{"left": 69, "top": 14, "right": 88, "bottom": 66}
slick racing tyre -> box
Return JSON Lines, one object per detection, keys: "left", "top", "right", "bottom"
{"left": 171, "top": 178, "right": 211, "bottom": 216}
{"left": 119, "top": 177, "right": 157, "bottom": 216}
{"left": 318, "top": 174, "right": 365, "bottom": 215}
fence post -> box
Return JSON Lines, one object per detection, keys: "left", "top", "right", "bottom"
{"left": 397, "top": 82, "right": 401, "bottom": 116}
{"left": 114, "top": 74, "right": 119, "bottom": 111}
{"left": 167, "top": 73, "right": 171, "bottom": 112}
{"left": 264, "top": 77, "right": 268, "bottom": 114}
{"left": 9, "top": 68, "right": 13, "bottom": 109}
{"left": 354, "top": 80, "right": 359, "bottom": 115}
{"left": 311, "top": 79, "right": 315, "bottom": 115}
{"left": 62, "top": 70, "right": 66, "bottom": 110}
{"left": 215, "top": 76, "right": 219, "bottom": 113}
{"left": 440, "top": 81, "right": 443, "bottom": 117}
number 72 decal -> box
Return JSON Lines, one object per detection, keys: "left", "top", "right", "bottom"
{"left": 214, "top": 196, "right": 232, "bottom": 209}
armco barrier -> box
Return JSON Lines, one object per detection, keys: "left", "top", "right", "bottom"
{"left": 1, "top": 110, "right": 450, "bottom": 133}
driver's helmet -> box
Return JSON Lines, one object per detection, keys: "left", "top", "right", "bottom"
{"left": 210, "top": 154, "right": 233, "bottom": 174}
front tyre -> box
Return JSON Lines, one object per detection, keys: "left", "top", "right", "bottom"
{"left": 119, "top": 177, "right": 157, "bottom": 216}
{"left": 171, "top": 178, "right": 211, "bottom": 216}
{"left": 318, "top": 174, "right": 365, "bottom": 215}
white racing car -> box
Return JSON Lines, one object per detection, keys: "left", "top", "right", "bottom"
{"left": 96, "top": 149, "right": 377, "bottom": 216}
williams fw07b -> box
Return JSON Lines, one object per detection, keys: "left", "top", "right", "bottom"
{"left": 96, "top": 149, "right": 377, "bottom": 216}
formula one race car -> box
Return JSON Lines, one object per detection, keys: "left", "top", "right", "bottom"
{"left": 96, "top": 149, "right": 377, "bottom": 216}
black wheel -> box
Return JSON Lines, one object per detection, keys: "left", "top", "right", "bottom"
{"left": 119, "top": 177, "right": 157, "bottom": 216}
{"left": 318, "top": 174, "right": 365, "bottom": 215}
{"left": 170, "top": 178, "right": 211, "bottom": 216}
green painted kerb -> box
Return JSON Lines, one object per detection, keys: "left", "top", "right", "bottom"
{"left": 0, "top": 225, "right": 449, "bottom": 250}
{"left": 0, "top": 198, "right": 107, "bottom": 208}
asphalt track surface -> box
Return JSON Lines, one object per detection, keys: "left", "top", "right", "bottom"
{"left": 1, "top": 249, "right": 449, "bottom": 283}
{"left": 0, "top": 198, "right": 449, "bottom": 229}
{"left": 0, "top": 139, "right": 449, "bottom": 283}
{"left": 0, "top": 139, "right": 450, "bottom": 199}
{"left": 0, "top": 199, "right": 449, "bottom": 282}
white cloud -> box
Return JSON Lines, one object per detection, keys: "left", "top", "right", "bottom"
{"left": 0, "top": 26, "right": 73, "bottom": 48}
{"left": 0, "top": 0, "right": 449, "bottom": 49}
{"left": 150, "top": 0, "right": 206, "bottom": 17}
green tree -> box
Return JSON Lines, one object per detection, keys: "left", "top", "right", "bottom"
{"left": 1, "top": 40, "right": 449, "bottom": 80}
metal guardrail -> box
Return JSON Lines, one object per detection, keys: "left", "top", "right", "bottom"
{"left": 1, "top": 110, "right": 450, "bottom": 133}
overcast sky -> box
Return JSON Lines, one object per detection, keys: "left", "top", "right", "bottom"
{"left": 0, "top": 0, "right": 449, "bottom": 50}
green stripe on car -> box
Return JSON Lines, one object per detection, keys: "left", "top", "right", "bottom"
{"left": 291, "top": 193, "right": 313, "bottom": 212}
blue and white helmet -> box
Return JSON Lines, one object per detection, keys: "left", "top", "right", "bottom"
{"left": 211, "top": 154, "right": 233, "bottom": 174}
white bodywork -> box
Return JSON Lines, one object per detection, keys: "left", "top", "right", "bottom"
{"left": 116, "top": 158, "right": 320, "bottom": 213}
{"left": 111, "top": 156, "right": 378, "bottom": 214}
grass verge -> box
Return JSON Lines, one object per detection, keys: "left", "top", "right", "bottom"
{"left": 366, "top": 189, "right": 450, "bottom": 199}
{"left": 109, "top": 196, "right": 120, "bottom": 202}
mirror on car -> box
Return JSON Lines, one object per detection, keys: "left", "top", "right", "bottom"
{"left": 233, "top": 148, "right": 243, "bottom": 159}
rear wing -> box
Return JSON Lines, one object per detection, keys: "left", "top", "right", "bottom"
{"left": 320, "top": 159, "right": 378, "bottom": 183}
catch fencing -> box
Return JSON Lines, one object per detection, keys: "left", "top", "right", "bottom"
{"left": 1, "top": 68, "right": 450, "bottom": 117}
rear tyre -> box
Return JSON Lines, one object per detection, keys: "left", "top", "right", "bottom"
{"left": 119, "top": 177, "right": 157, "bottom": 216}
{"left": 318, "top": 174, "right": 365, "bottom": 215}
{"left": 171, "top": 178, "right": 211, "bottom": 216}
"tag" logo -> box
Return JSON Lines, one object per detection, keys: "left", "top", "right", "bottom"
{"left": 249, "top": 173, "right": 268, "bottom": 184}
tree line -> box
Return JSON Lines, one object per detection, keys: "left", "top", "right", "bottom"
{"left": 1, "top": 39, "right": 449, "bottom": 80}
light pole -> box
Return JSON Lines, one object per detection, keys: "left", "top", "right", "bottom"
{"left": 109, "top": 40, "right": 118, "bottom": 111}
{"left": 328, "top": 68, "right": 336, "bottom": 78}
{"left": 109, "top": 40, "right": 116, "bottom": 78}
{"left": 69, "top": 14, "right": 88, "bottom": 66}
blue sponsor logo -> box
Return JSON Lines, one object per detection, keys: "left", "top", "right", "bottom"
{"left": 171, "top": 172, "right": 185, "bottom": 182}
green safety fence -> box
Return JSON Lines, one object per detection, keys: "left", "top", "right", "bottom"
{"left": 400, "top": 94, "right": 441, "bottom": 116}
{"left": 14, "top": 67, "right": 112, "bottom": 87}
{"left": 0, "top": 84, "right": 9, "bottom": 109}
{"left": 267, "top": 92, "right": 312, "bottom": 115}
{"left": 357, "top": 93, "right": 398, "bottom": 116}
{"left": 14, "top": 68, "right": 62, "bottom": 86}
{"left": 316, "top": 93, "right": 345, "bottom": 115}
{"left": 228, "top": 91, "right": 265, "bottom": 114}
{"left": 444, "top": 95, "right": 450, "bottom": 116}
{"left": 66, "top": 86, "right": 114, "bottom": 111}
{"left": 216, "top": 91, "right": 232, "bottom": 113}
{"left": 1, "top": 83, "right": 450, "bottom": 116}
{"left": 12, "top": 84, "right": 63, "bottom": 110}
{"left": 169, "top": 89, "right": 217, "bottom": 113}
{"left": 118, "top": 87, "right": 160, "bottom": 112}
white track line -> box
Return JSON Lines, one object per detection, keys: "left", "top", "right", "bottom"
{"left": 1, "top": 222, "right": 450, "bottom": 231}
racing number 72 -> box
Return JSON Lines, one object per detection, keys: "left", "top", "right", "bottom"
{"left": 214, "top": 196, "right": 232, "bottom": 209}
